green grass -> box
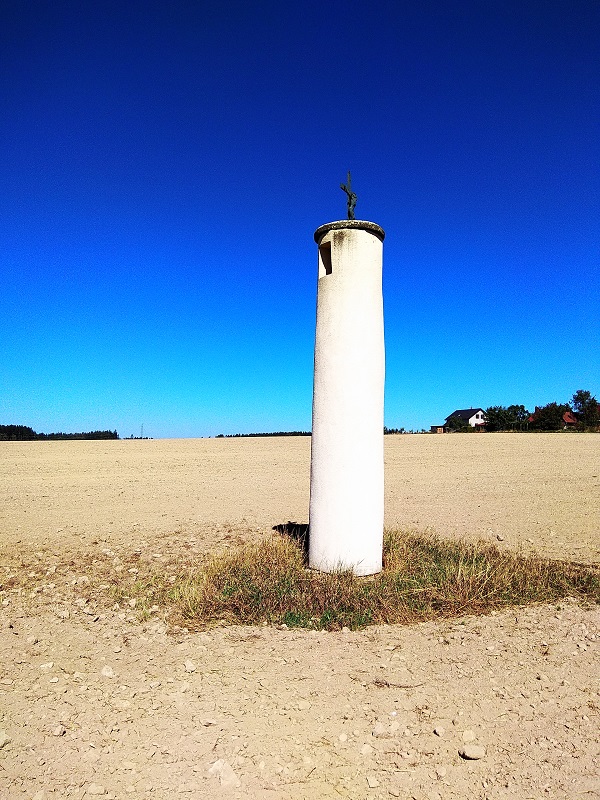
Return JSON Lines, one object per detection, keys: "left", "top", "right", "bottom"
{"left": 128, "top": 530, "right": 599, "bottom": 631}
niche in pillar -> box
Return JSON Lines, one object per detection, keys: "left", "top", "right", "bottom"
{"left": 318, "top": 240, "right": 332, "bottom": 276}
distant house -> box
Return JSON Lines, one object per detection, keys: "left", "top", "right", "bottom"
{"left": 527, "top": 407, "right": 579, "bottom": 429}
{"left": 445, "top": 408, "right": 486, "bottom": 429}
{"left": 562, "top": 410, "right": 578, "bottom": 427}
{"left": 430, "top": 408, "right": 486, "bottom": 433}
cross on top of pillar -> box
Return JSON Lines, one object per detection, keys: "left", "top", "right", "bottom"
{"left": 340, "top": 171, "right": 357, "bottom": 220}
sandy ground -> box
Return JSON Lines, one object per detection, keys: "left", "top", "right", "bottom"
{"left": 1, "top": 433, "right": 599, "bottom": 799}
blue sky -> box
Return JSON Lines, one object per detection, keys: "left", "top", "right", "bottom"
{"left": 1, "top": 0, "right": 598, "bottom": 437}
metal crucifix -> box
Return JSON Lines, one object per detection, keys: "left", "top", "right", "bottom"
{"left": 340, "top": 171, "right": 357, "bottom": 220}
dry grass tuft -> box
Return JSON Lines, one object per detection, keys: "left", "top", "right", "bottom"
{"left": 141, "top": 529, "right": 599, "bottom": 631}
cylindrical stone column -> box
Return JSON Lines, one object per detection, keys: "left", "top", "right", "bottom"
{"left": 309, "top": 219, "right": 385, "bottom": 576}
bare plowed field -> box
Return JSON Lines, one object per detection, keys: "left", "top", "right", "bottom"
{"left": 1, "top": 434, "right": 598, "bottom": 799}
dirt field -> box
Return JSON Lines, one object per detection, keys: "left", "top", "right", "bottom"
{"left": 1, "top": 434, "right": 598, "bottom": 799}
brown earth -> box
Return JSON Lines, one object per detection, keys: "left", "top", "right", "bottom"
{"left": 1, "top": 433, "right": 599, "bottom": 799}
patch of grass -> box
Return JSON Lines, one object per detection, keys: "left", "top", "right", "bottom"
{"left": 138, "top": 530, "right": 599, "bottom": 631}
{"left": 5, "top": 531, "right": 595, "bottom": 631}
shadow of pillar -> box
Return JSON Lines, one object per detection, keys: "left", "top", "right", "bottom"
{"left": 272, "top": 521, "right": 310, "bottom": 563}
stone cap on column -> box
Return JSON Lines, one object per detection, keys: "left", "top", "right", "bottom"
{"left": 314, "top": 220, "right": 385, "bottom": 245}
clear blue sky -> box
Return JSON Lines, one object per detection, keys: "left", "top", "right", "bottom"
{"left": 1, "top": 0, "right": 598, "bottom": 437}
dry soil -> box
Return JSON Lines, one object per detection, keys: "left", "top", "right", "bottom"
{"left": 1, "top": 433, "right": 598, "bottom": 799}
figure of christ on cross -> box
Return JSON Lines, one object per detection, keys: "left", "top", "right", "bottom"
{"left": 340, "top": 171, "right": 357, "bottom": 220}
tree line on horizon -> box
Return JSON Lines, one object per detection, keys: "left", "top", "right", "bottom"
{"left": 0, "top": 425, "right": 119, "bottom": 441}
{"left": 215, "top": 431, "right": 311, "bottom": 438}
{"left": 3, "top": 389, "right": 596, "bottom": 441}
{"left": 447, "top": 390, "right": 599, "bottom": 432}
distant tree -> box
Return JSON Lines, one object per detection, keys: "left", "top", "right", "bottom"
{"left": 484, "top": 405, "right": 530, "bottom": 432}
{"left": 0, "top": 424, "right": 36, "bottom": 441}
{"left": 529, "top": 403, "right": 571, "bottom": 431}
{"left": 446, "top": 415, "right": 470, "bottom": 432}
{"left": 222, "top": 431, "right": 311, "bottom": 438}
{"left": 506, "top": 405, "right": 530, "bottom": 431}
{"left": 571, "top": 390, "right": 599, "bottom": 429}
{"left": 0, "top": 425, "right": 118, "bottom": 441}
{"left": 483, "top": 406, "right": 508, "bottom": 432}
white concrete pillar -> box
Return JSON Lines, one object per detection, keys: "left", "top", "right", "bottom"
{"left": 309, "top": 220, "right": 385, "bottom": 576}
